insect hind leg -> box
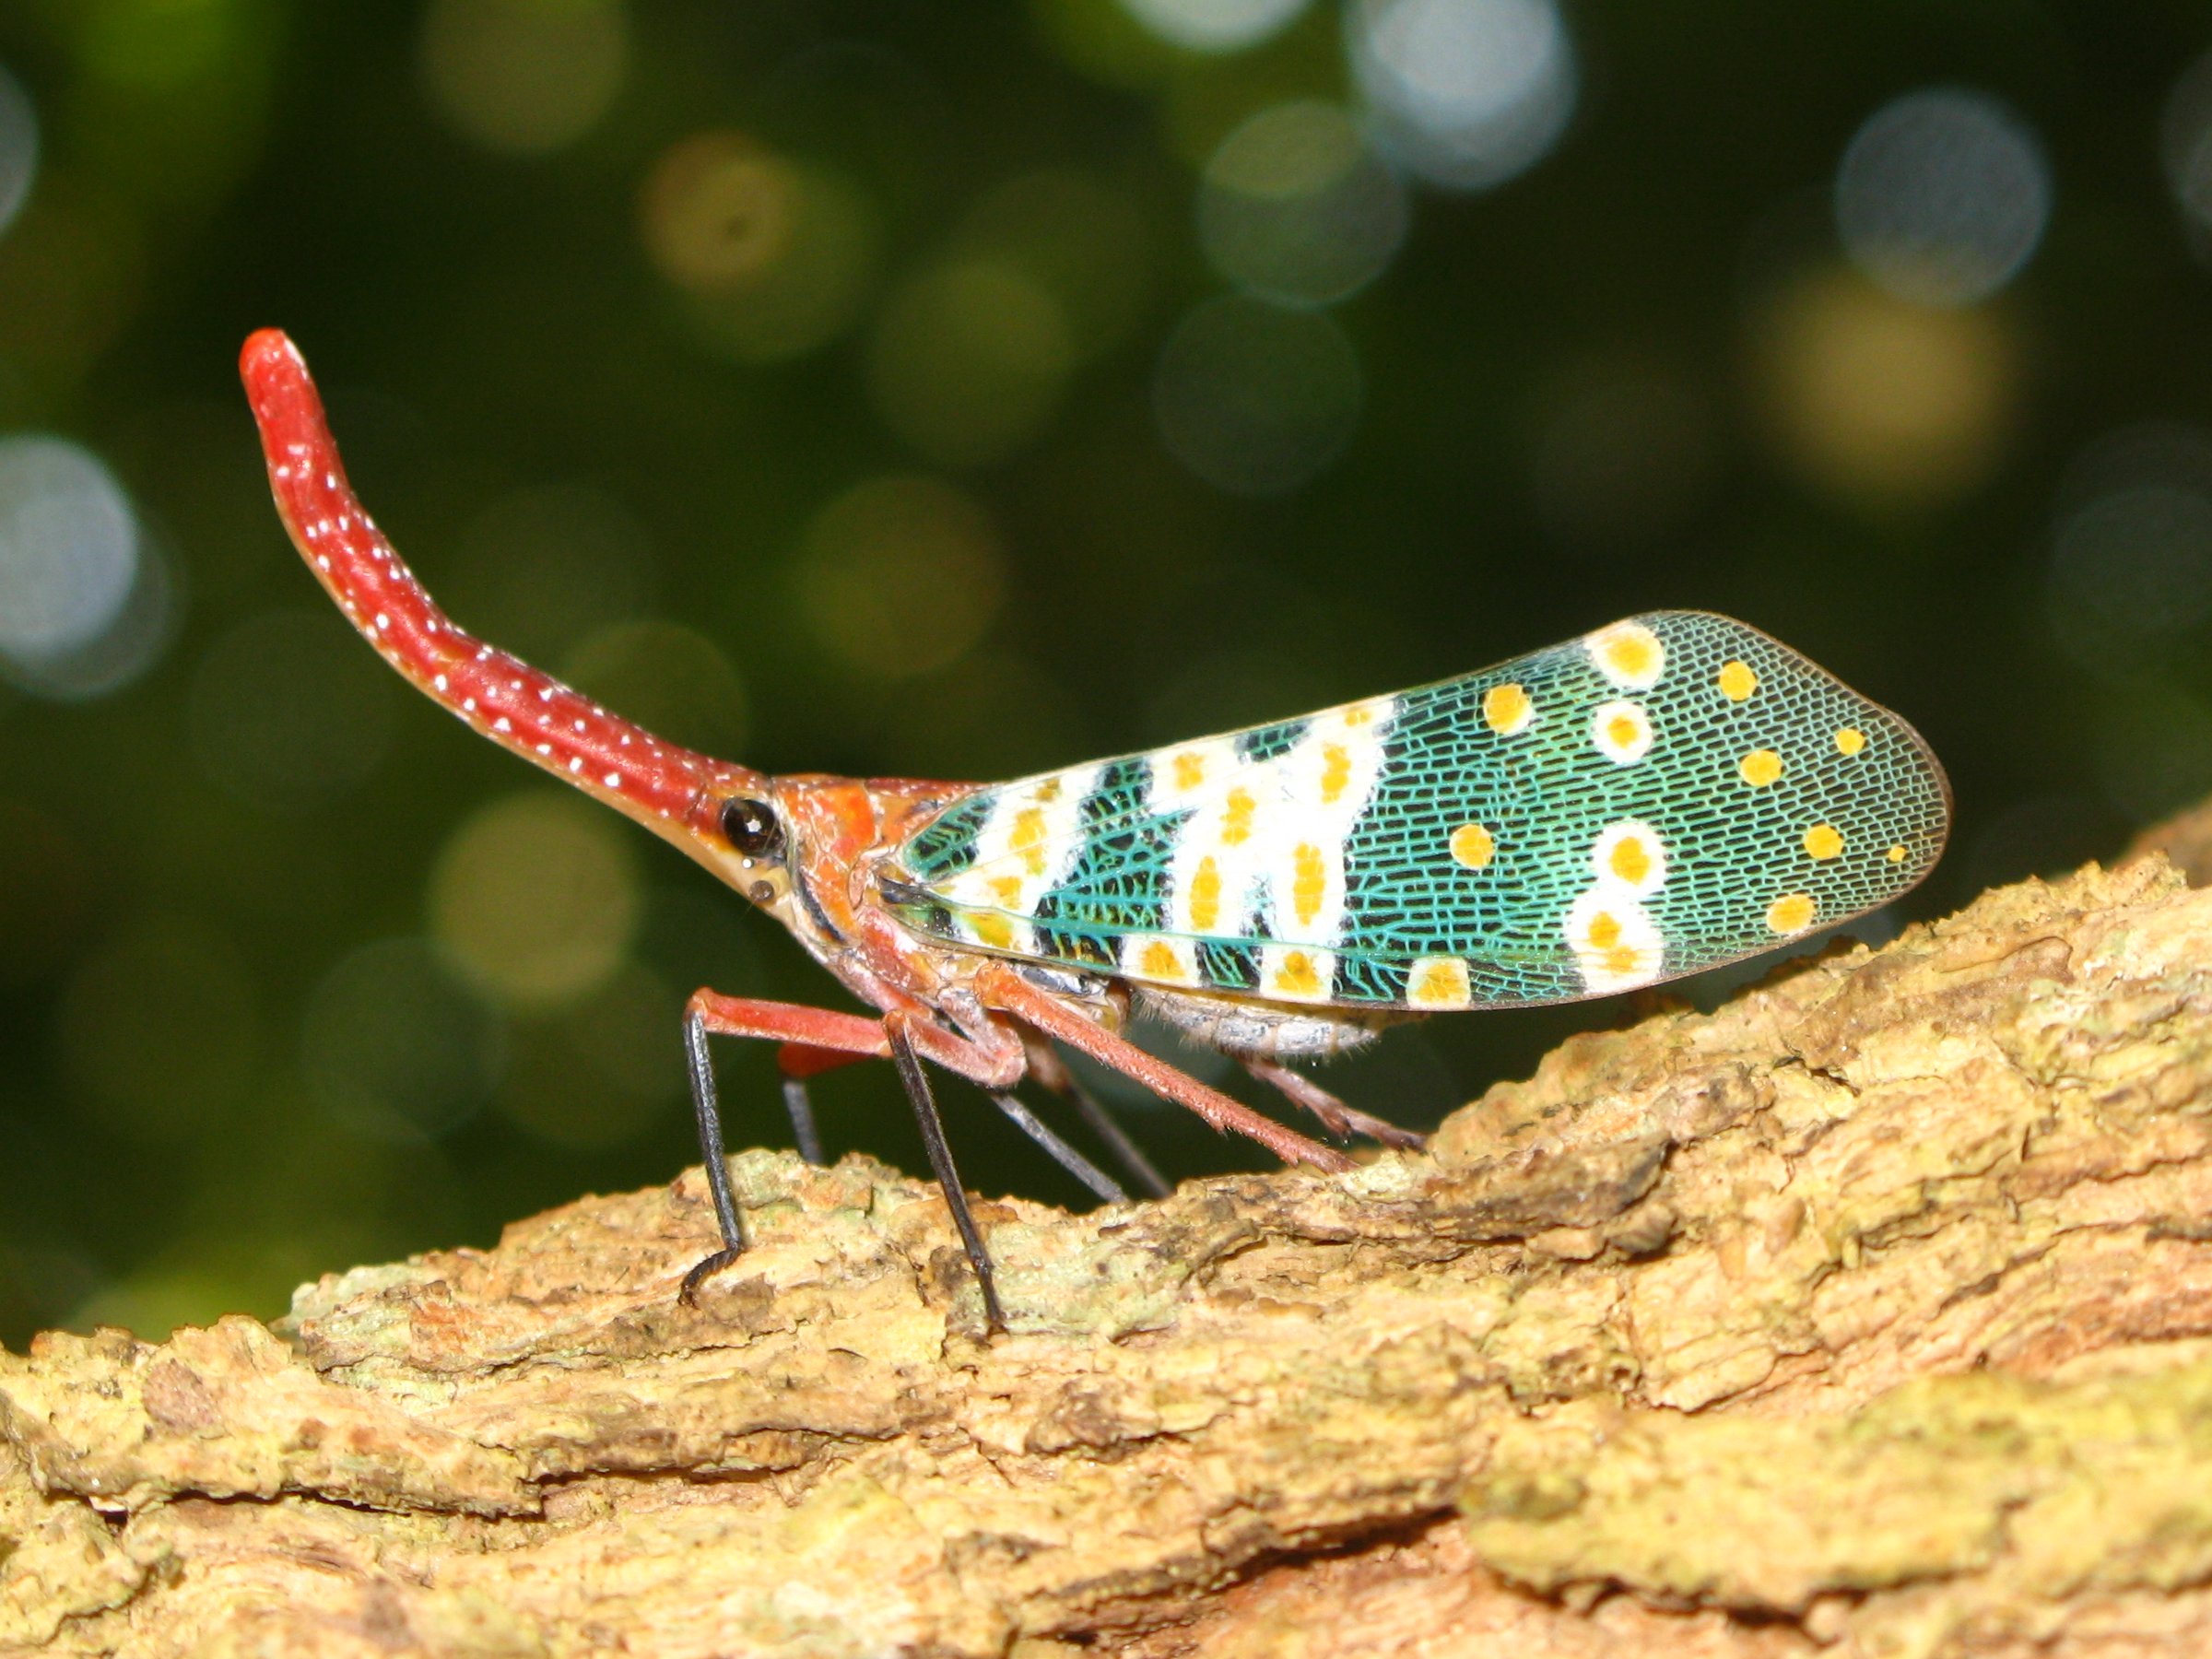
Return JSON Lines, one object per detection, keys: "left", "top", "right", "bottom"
{"left": 1241, "top": 1057, "right": 1428, "bottom": 1151}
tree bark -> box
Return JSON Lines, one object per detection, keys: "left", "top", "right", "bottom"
{"left": 8, "top": 849, "right": 2212, "bottom": 1657}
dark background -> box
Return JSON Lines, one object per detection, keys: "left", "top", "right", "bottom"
{"left": 1, "top": 0, "right": 2206, "bottom": 1347}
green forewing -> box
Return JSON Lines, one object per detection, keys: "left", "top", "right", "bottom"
{"left": 883, "top": 612, "right": 1949, "bottom": 1010}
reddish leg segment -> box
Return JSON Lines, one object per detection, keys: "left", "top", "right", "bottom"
{"left": 1242, "top": 1058, "right": 1429, "bottom": 1151}
{"left": 974, "top": 965, "right": 1357, "bottom": 1174}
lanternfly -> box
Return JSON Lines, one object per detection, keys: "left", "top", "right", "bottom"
{"left": 241, "top": 331, "right": 1952, "bottom": 1330}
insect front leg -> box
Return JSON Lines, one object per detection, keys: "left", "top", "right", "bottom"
{"left": 1240, "top": 1058, "right": 1429, "bottom": 1152}
{"left": 679, "top": 994, "right": 897, "bottom": 1306}
{"left": 683, "top": 989, "right": 1026, "bottom": 1325}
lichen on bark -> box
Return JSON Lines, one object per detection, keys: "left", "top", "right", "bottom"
{"left": 8, "top": 853, "right": 2212, "bottom": 1656}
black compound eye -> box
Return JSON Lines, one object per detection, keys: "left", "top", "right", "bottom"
{"left": 719, "top": 796, "right": 783, "bottom": 859}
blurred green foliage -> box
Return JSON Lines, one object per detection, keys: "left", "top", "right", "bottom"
{"left": 2, "top": 0, "right": 2209, "bottom": 1347}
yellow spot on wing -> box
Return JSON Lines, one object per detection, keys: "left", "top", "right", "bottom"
{"left": 1717, "top": 659, "right": 1759, "bottom": 701}
{"left": 1189, "top": 855, "right": 1222, "bottom": 931}
{"left": 1172, "top": 750, "right": 1206, "bottom": 792}
{"left": 1273, "top": 949, "right": 1323, "bottom": 998}
{"left": 1835, "top": 727, "right": 1866, "bottom": 756}
{"left": 1587, "top": 910, "right": 1622, "bottom": 950}
{"left": 1483, "top": 682, "right": 1532, "bottom": 735}
{"left": 987, "top": 875, "right": 1025, "bottom": 906}
{"left": 1803, "top": 824, "right": 1844, "bottom": 860}
{"left": 1292, "top": 842, "right": 1327, "bottom": 927}
{"left": 1589, "top": 620, "right": 1665, "bottom": 688}
{"left": 1766, "top": 892, "right": 1817, "bottom": 935}
{"left": 1449, "top": 822, "right": 1495, "bottom": 869}
{"left": 1011, "top": 807, "right": 1049, "bottom": 875}
{"left": 1609, "top": 835, "right": 1652, "bottom": 886}
{"left": 1221, "top": 787, "right": 1255, "bottom": 847}
{"left": 971, "top": 913, "right": 1015, "bottom": 950}
{"left": 1407, "top": 956, "right": 1471, "bottom": 1008}
{"left": 1739, "top": 748, "right": 1783, "bottom": 787}
{"left": 1591, "top": 700, "right": 1653, "bottom": 763}
{"left": 1318, "top": 742, "right": 1352, "bottom": 805}
{"left": 1888, "top": 843, "right": 1908, "bottom": 863}
{"left": 1139, "top": 940, "right": 1182, "bottom": 979}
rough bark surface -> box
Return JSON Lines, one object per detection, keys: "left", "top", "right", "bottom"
{"left": 8, "top": 854, "right": 2212, "bottom": 1657}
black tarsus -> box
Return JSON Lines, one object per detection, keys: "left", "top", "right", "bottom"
{"left": 678, "top": 1008, "right": 748, "bottom": 1307}
{"left": 886, "top": 1018, "right": 1006, "bottom": 1331}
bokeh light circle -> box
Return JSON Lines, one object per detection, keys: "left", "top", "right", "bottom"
{"left": 959, "top": 171, "right": 1156, "bottom": 359}
{"left": 1118, "top": 0, "right": 1312, "bottom": 53}
{"left": 563, "top": 619, "right": 748, "bottom": 759}
{"left": 0, "top": 61, "right": 39, "bottom": 240}
{"left": 1347, "top": 0, "right": 1577, "bottom": 191}
{"left": 641, "top": 132, "right": 880, "bottom": 362}
{"left": 430, "top": 791, "right": 643, "bottom": 1010}
{"left": 794, "top": 476, "right": 1005, "bottom": 678}
{"left": 1753, "top": 267, "right": 2018, "bottom": 512}
{"left": 447, "top": 482, "right": 655, "bottom": 665}
{"left": 866, "top": 259, "right": 1077, "bottom": 467}
{"left": 302, "top": 937, "right": 505, "bottom": 1141}
{"left": 419, "top": 0, "right": 629, "bottom": 156}
{"left": 0, "top": 435, "right": 170, "bottom": 700}
{"left": 2045, "top": 424, "right": 2212, "bottom": 677}
{"left": 1153, "top": 295, "right": 1363, "bottom": 495}
{"left": 189, "top": 610, "right": 396, "bottom": 811}
{"left": 1834, "top": 87, "right": 2051, "bottom": 307}
{"left": 1198, "top": 100, "right": 1408, "bottom": 306}
{"left": 2162, "top": 52, "right": 2212, "bottom": 253}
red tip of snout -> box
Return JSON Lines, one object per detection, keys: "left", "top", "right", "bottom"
{"left": 239, "top": 328, "right": 320, "bottom": 446}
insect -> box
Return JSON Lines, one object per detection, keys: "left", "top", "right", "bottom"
{"left": 241, "top": 329, "right": 1951, "bottom": 1329}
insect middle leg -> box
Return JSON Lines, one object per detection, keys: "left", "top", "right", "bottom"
{"left": 777, "top": 1037, "right": 1133, "bottom": 1203}
{"left": 1023, "top": 1036, "right": 1171, "bottom": 1199}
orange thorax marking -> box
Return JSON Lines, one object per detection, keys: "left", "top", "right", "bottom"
{"left": 780, "top": 775, "right": 886, "bottom": 940}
